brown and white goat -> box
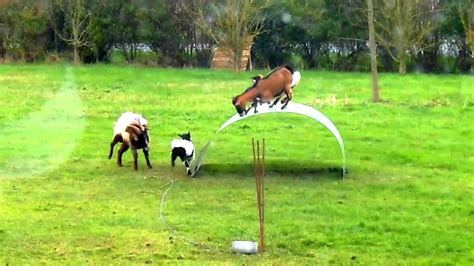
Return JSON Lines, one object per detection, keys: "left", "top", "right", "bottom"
{"left": 232, "top": 65, "right": 300, "bottom": 116}
{"left": 108, "top": 114, "right": 152, "bottom": 170}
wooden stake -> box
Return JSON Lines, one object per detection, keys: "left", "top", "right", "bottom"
{"left": 262, "top": 139, "right": 265, "bottom": 250}
{"left": 257, "top": 140, "right": 262, "bottom": 251}
{"left": 252, "top": 138, "right": 257, "bottom": 178}
{"left": 252, "top": 138, "right": 265, "bottom": 252}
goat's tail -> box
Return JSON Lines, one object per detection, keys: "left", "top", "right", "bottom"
{"left": 291, "top": 71, "right": 301, "bottom": 88}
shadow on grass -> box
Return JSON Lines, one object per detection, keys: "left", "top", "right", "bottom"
{"left": 195, "top": 160, "right": 344, "bottom": 180}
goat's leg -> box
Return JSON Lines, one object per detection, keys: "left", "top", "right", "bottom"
{"left": 270, "top": 95, "right": 283, "bottom": 108}
{"left": 281, "top": 96, "right": 290, "bottom": 109}
{"left": 245, "top": 100, "right": 257, "bottom": 114}
{"left": 132, "top": 147, "right": 138, "bottom": 170}
{"left": 117, "top": 143, "right": 129, "bottom": 167}
{"left": 184, "top": 160, "right": 192, "bottom": 175}
{"left": 245, "top": 104, "right": 252, "bottom": 113}
{"left": 280, "top": 96, "right": 287, "bottom": 103}
{"left": 253, "top": 99, "right": 259, "bottom": 113}
{"left": 143, "top": 148, "right": 152, "bottom": 169}
{"left": 108, "top": 134, "right": 121, "bottom": 159}
{"left": 171, "top": 152, "right": 178, "bottom": 167}
{"left": 108, "top": 142, "right": 115, "bottom": 159}
{"left": 281, "top": 85, "right": 293, "bottom": 110}
{"left": 280, "top": 88, "right": 293, "bottom": 103}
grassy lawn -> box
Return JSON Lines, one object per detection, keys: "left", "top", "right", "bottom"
{"left": 0, "top": 64, "right": 473, "bottom": 264}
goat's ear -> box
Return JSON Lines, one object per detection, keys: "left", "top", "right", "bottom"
{"left": 232, "top": 97, "right": 240, "bottom": 106}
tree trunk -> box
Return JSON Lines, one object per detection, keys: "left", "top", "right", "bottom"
{"left": 367, "top": 0, "right": 380, "bottom": 102}
{"left": 399, "top": 56, "right": 407, "bottom": 74}
{"left": 73, "top": 45, "right": 80, "bottom": 65}
{"left": 248, "top": 52, "right": 253, "bottom": 71}
{"left": 233, "top": 50, "right": 242, "bottom": 73}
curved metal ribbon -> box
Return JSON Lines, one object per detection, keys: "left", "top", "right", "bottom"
{"left": 191, "top": 102, "right": 346, "bottom": 178}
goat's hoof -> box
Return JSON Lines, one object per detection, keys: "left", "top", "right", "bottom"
{"left": 187, "top": 169, "right": 192, "bottom": 176}
{"left": 148, "top": 165, "right": 153, "bottom": 169}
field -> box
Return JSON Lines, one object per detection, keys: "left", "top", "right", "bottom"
{"left": 0, "top": 65, "right": 473, "bottom": 264}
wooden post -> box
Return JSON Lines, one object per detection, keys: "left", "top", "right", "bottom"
{"left": 252, "top": 138, "right": 265, "bottom": 252}
{"left": 367, "top": 0, "right": 380, "bottom": 102}
{"left": 261, "top": 139, "right": 265, "bottom": 250}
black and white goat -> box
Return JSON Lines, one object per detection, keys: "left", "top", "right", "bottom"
{"left": 108, "top": 112, "right": 152, "bottom": 170}
{"left": 171, "top": 132, "right": 195, "bottom": 175}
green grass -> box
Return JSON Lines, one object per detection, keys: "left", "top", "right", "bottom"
{"left": 0, "top": 64, "right": 473, "bottom": 264}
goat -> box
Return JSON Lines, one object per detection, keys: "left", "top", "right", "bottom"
{"left": 108, "top": 112, "right": 152, "bottom": 170}
{"left": 246, "top": 71, "right": 300, "bottom": 111}
{"left": 171, "top": 132, "right": 195, "bottom": 176}
{"left": 232, "top": 65, "right": 301, "bottom": 116}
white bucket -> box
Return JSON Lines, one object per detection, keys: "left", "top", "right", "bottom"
{"left": 231, "top": 240, "right": 258, "bottom": 254}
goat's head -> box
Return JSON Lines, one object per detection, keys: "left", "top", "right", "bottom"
{"left": 232, "top": 96, "right": 246, "bottom": 116}
{"left": 178, "top": 132, "right": 191, "bottom": 141}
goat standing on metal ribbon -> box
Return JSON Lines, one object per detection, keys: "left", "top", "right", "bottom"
{"left": 232, "top": 65, "right": 301, "bottom": 116}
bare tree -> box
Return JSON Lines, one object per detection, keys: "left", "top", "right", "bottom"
{"left": 374, "top": 0, "right": 441, "bottom": 74}
{"left": 50, "top": 0, "right": 92, "bottom": 64}
{"left": 184, "top": 0, "right": 267, "bottom": 72}
{"left": 458, "top": 1, "right": 473, "bottom": 58}
{"left": 367, "top": 0, "right": 380, "bottom": 102}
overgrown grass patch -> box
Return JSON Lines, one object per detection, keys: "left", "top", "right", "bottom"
{"left": 0, "top": 65, "right": 472, "bottom": 264}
